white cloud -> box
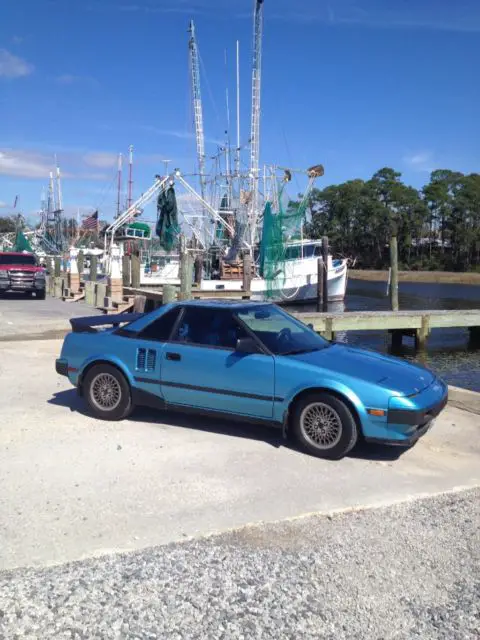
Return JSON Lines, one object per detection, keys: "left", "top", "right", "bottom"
{"left": 404, "top": 152, "right": 432, "bottom": 166}
{"left": 140, "top": 124, "right": 222, "bottom": 146}
{"left": 266, "top": 0, "right": 480, "bottom": 33}
{"left": 83, "top": 152, "right": 118, "bottom": 169}
{"left": 0, "top": 49, "right": 34, "bottom": 78}
{"left": 12, "top": 36, "right": 24, "bottom": 45}
{"left": 0, "top": 149, "right": 53, "bottom": 178}
{"left": 0, "top": 201, "right": 8, "bottom": 208}
{"left": 403, "top": 151, "right": 434, "bottom": 173}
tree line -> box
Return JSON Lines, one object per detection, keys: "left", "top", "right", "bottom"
{"left": 305, "top": 168, "right": 480, "bottom": 272}
{"left": 0, "top": 215, "right": 109, "bottom": 248}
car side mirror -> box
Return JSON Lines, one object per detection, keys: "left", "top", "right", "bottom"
{"left": 236, "top": 337, "right": 259, "bottom": 354}
{"left": 308, "top": 323, "right": 314, "bottom": 330}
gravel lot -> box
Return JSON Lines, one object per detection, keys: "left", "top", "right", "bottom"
{"left": 1, "top": 489, "right": 478, "bottom": 640}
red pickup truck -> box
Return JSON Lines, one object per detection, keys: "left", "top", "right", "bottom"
{"left": 0, "top": 252, "right": 46, "bottom": 299}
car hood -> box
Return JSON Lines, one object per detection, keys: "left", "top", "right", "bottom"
{"left": 0, "top": 264, "right": 41, "bottom": 272}
{"left": 291, "top": 344, "right": 435, "bottom": 396}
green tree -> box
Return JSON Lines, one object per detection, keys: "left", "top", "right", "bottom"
{"left": 0, "top": 216, "right": 17, "bottom": 233}
{"left": 304, "top": 166, "right": 477, "bottom": 272}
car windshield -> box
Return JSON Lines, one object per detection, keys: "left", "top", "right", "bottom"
{"left": 0, "top": 254, "right": 36, "bottom": 266}
{"left": 236, "top": 305, "right": 330, "bottom": 356}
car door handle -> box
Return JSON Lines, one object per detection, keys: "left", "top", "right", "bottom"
{"left": 166, "top": 352, "right": 181, "bottom": 362}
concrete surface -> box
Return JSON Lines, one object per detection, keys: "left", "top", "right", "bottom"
{"left": 0, "top": 339, "right": 479, "bottom": 571}
{"left": 1, "top": 489, "right": 478, "bottom": 639}
{"left": 0, "top": 294, "right": 97, "bottom": 340}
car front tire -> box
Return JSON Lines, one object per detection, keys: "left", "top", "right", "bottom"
{"left": 291, "top": 392, "right": 358, "bottom": 460}
{"left": 34, "top": 290, "right": 46, "bottom": 300}
{"left": 83, "top": 364, "right": 132, "bottom": 421}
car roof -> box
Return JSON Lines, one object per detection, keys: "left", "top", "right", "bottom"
{"left": 176, "top": 299, "right": 271, "bottom": 310}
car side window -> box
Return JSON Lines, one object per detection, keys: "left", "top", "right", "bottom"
{"left": 172, "top": 308, "right": 247, "bottom": 350}
{"left": 139, "top": 308, "right": 181, "bottom": 342}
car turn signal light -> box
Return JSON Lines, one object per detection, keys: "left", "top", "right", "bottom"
{"left": 367, "top": 409, "right": 386, "bottom": 417}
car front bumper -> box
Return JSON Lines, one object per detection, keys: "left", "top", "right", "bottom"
{"left": 0, "top": 282, "right": 45, "bottom": 291}
{"left": 365, "top": 418, "right": 434, "bottom": 447}
{"left": 364, "top": 380, "right": 448, "bottom": 447}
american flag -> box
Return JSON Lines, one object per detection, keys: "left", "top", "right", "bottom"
{"left": 82, "top": 210, "right": 99, "bottom": 230}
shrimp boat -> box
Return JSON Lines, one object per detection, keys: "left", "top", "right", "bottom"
{"left": 141, "top": 239, "right": 348, "bottom": 303}
{"left": 105, "top": 1, "right": 348, "bottom": 304}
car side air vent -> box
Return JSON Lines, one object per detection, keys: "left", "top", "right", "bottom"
{"left": 146, "top": 349, "right": 156, "bottom": 372}
{"left": 136, "top": 348, "right": 156, "bottom": 372}
{"left": 136, "top": 348, "right": 146, "bottom": 371}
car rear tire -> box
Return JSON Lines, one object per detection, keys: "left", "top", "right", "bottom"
{"left": 83, "top": 364, "right": 132, "bottom": 421}
{"left": 291, "top": 392, "right": 358, "bottom": 460}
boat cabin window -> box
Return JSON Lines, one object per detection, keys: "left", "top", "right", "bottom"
{"left": 284, "top": 244, "right": 322, "bottom": 260}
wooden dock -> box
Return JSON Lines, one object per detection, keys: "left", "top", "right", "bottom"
{"left": 294, "top": 309, "right": 480, "bottom": 348}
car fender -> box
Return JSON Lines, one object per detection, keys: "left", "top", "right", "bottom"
{"left": 280, "top": 378, "right": 369, "bottom": 425}
{"left": 77, "top": 353, "right": 135, "bottom": 388}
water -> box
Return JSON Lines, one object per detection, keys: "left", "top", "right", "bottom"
{"left": 291, "top": 279, "right": 480, "bottom": 392}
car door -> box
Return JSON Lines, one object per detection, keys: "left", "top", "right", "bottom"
{"left": 118, "top": 306, "right": 183, "bottom": 399}
{"left": 160, "top": 306, "right": 275, "bottom": 419}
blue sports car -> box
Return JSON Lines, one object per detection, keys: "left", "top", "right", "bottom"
{"left": 56, "top": 300, "right": 448, "bottom": 460}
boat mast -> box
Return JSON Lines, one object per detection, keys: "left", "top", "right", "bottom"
{"left": 248, "top": 0, "right": 265, "bottom": 250}
{"left": 116, "top": 152, "right": 123, "bottom": 219}
{"left": 188, "top": 20, "right": 206, "bottom": 202}
{"left": 235, "top": 40, "right": 241, "bottom": 177}
{"left": 127, "top": 145, "right": 134, "bottom": 209}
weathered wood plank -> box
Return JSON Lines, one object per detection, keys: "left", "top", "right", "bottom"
{"left": 295, "top": 309, "right": 480, "bottom": 333}
{"left": 123, "top": 286, "right": 251, "bottom": 300}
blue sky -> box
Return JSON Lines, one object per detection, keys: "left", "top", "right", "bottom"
{"left": 1, "top": 0, "right": 479, "bottom": 222}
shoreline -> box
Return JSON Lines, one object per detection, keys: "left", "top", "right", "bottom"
{"left": 349, "top": 270, "right": 480, "bottom": 285}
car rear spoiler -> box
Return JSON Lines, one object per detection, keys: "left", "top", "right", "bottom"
{"left": 69, "top": 313, "right": 144, "bottom": 333}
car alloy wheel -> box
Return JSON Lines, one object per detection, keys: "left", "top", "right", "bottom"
{"left": 300, "top": 402, "right": 343, "bottom": 450}
{"left": 90, "top": 373, "right": 122, "bottom": 411}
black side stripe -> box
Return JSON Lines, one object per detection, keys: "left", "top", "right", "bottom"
{"left": 134, "top": 377, "right": 283, "bottom": 403}
{"left": 134, "top": 377, "right": 159, "bottom": 385}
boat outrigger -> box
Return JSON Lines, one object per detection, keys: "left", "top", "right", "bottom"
{"left": 103, "top": 0, "right": 348, "bottom": 304}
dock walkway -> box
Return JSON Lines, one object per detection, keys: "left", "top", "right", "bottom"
{"left": 294, "top": 309, "right": 480, "bottom": 348}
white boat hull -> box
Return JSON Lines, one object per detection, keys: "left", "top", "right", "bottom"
{"left": 141, "top": 257, "right": 348, "bottom": 303}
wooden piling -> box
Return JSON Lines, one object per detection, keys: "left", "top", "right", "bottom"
{"left": 316, "top": 257, "right": 324, "bottom": 312}
{"left": 133, "top": 295, "right": 147, "bottom": 313}
{"left": 243, "top": 253, "right": 253, "bottom": 294}
{"left": 122, "top": 255, "right": 131, "bottom": 287}
{"left": 90, "top": 255, "right": 98, "bottom": 282}
{"left": 54, "top": 257, "right": 61, "bottom": 278}
{"left": 131, "top": 254, "right": 141, "bottom": 289}
{"left": 389, "top": 234, "right": 399, "bottom": 312}
{"left": 163, "top": 284, "right": 176, "bottom": 304}
{"left": 194, "top": 256, "right": 203, "bottom": 286}
{"left": 77, "top": 251, "right": 84, "bottom": 276}
{"left": 415, "top": 315, "right": 430, "bottom": 350}
{"left": 179, "top": 252, "right": 193, "bottom": 301}
{"left": 322, "top": 236, "right": 329, "bottom": 312}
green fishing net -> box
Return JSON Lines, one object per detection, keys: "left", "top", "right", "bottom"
{"left": 259, "top": 186, "right": 308, "bottom": 298}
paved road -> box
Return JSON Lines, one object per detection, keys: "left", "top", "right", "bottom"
{"left": 0, "top": 294, "right": 97, "bottom": 340}
{"left": 0, "top": 338, "right": 479, "bottom": 571}
{"left": 0, "top": 489, "right": 478, "bottom": 639}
